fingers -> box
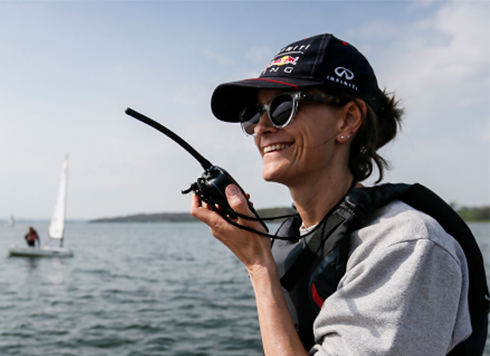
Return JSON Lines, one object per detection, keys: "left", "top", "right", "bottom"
{"left": 190, "top": 186, "right": 271, "bottom": 267}
{"left": 191, "top": 192, "right": 231, "bottom": 227}
{"left": 190, "top": 193, "right": 214, "bottom": 224}
{"left": 191, "top": 185, "right": 262, "bottom": 233}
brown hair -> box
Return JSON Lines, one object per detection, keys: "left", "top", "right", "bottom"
{"left": 337, "top": 89, "right": 404, "bottom": 183}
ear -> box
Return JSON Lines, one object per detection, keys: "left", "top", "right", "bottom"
{"left": 336, "top": 100, "right": 365, "bottom": 143}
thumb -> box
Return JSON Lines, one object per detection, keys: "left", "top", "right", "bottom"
{"left": 225, "top": 184, "right": 250, "bottom": 214}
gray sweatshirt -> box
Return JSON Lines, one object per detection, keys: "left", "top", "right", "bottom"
{"left": 310, "top": 200, "right": 472, "bottom": 356}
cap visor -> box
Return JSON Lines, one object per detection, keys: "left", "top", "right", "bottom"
{"left": 211, "top": 77, "right": 323, "bottom": 122}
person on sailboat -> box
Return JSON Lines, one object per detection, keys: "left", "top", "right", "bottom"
{"left": 24, "top": 226, "right": 40, "bottom": 247}
{"left": 190, "top": 33, "right": 488, "bottom": 355}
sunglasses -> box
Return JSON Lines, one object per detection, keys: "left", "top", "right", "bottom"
{"left": 239, "top": 91, "right": 345, "bottom": 136}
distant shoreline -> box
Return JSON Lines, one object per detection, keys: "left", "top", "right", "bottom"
{"left": 88, "top": 207, "right": 297, "bottom": 223}
{"left": 88, "top": 206, "right": 490, "bottom": 223}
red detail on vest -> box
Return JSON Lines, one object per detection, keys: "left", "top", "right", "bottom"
{"left": 311, "top": 283, "right": 324, "bottom": 308}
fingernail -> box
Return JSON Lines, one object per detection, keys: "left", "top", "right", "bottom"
{"left": 227, "top": 185, "right": 239, "bottom": 196}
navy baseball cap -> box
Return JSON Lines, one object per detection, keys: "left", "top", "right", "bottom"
{"left": 211, "top": 33, "right": 383, "bottom": 122}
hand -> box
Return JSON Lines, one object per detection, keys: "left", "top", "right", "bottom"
{"left": 190, "top": 184, "right": 273, "bottom": 269}
{"left": 192, "top": 186, "right": 307, "bottom": 355}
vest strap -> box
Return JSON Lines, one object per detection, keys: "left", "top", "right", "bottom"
{"left": 280, "top": 211, "right": 346, "bottom": 291}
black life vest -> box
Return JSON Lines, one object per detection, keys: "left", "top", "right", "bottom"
{"left": 271, "top": 183, "right": 489, "bottom": 355}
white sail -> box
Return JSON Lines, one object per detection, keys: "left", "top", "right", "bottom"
{"left": 48, "top": 155, "right": 68, "bottom": 240}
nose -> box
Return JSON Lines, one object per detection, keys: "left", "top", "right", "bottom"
{"left": 254, "top": 111, "right": 278, "bottom": 136}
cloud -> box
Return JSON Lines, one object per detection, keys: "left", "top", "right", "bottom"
{"left": 360, "top": 0, "right": 489, "bottom": 205}
{"left": 379, "top": 1, "right": 488, "bottom": 100}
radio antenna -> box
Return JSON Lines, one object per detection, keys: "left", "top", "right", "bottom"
{"left": 125, "top": 108, "right": 213, "bottom": 170}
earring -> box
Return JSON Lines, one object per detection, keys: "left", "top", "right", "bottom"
{"left": 340, "top": 135, "right": 345, "bottom": 140}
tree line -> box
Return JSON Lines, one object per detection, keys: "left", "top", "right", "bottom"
{"left": 89, "top": 206, "right": 489, "bottom": 223}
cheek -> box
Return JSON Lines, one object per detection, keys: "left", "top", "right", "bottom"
{"left": 305, "top": 117, "right": 339, "bottom": 148}
{"left": 294, "top": 126, "right": 334, "bottom": 151}
{"left": 293, "top": 128, "right": 339, "bottom": 169}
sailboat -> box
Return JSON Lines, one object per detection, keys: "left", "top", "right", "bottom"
{"left": 9, "top": 155, "right": 74, "bottom": 258}
{"left": 8, "top": 213, "right": 14, "bottom": 227}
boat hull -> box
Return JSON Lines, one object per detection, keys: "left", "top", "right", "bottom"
{"left": 8, "top": 246, "right": 74, "bottom": 258}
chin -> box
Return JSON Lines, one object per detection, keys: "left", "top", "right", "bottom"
{"left": 261, "top": 169, "right": 276, "bottom": 183}
{"left": 261, "top": 153, "right": 296, "bottom": 184}
{"left": 262, "top": 165, "right": 288, "bottom": 184}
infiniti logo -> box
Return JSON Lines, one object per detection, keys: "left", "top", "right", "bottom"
{"left": 334, "top": 67, "right": 354, "bottom": 80}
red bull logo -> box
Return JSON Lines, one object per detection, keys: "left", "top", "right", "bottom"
{"left": 267, "top": 55, "right": 298, "bottom": 68}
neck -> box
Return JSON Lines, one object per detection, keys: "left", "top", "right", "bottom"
{"left": 289, "top": 169, "right": 355, "bottom": 228}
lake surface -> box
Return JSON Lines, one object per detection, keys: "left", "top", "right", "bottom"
{"left": 0, "top": 221, "right": 488, "bottom": 355}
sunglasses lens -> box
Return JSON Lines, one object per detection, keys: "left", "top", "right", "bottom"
{"left": 240, "top": 106, "right": 262, "bottom": 135}
{"left": 269, "top": 94, "right": 294, "bottom": 126}
{"left": 239, "top": 93, "right": 296, "bottom": 136}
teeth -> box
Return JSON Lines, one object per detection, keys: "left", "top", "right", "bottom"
{"left": 264, "top": 144, "right": 290, "bottom": 153}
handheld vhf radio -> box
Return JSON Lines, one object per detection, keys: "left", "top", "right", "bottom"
{"left": 125, "top": 108, "right": 268, "bottom": 232}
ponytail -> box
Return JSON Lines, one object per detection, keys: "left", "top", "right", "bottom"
{"left": 346, "top": 89, "right": 404, "bottom": 183}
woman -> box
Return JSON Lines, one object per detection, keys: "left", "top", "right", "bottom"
{"left": 25, "top": 226, "right": 40, "bottom": 247}
{"left": 191, "top": 34, "right": 484, "bottom": 355}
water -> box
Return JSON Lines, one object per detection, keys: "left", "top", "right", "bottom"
{"left": 0, "top": 221, "right": 488, "bottom": 355}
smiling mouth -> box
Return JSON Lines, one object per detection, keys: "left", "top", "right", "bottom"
{"left": 263, "top": 144, "right": 291, "bottom": 154}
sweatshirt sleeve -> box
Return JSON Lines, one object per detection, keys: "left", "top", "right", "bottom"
{"left": 309, "top": 201, "right": 471, "bottom": 356}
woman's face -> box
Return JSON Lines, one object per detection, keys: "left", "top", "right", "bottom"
{"left": 253, "top": 89, "right": 346, "bottom": 187}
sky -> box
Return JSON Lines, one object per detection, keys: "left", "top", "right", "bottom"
{"left": 0, "top": 0, "right": 488, "bottom": 221}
